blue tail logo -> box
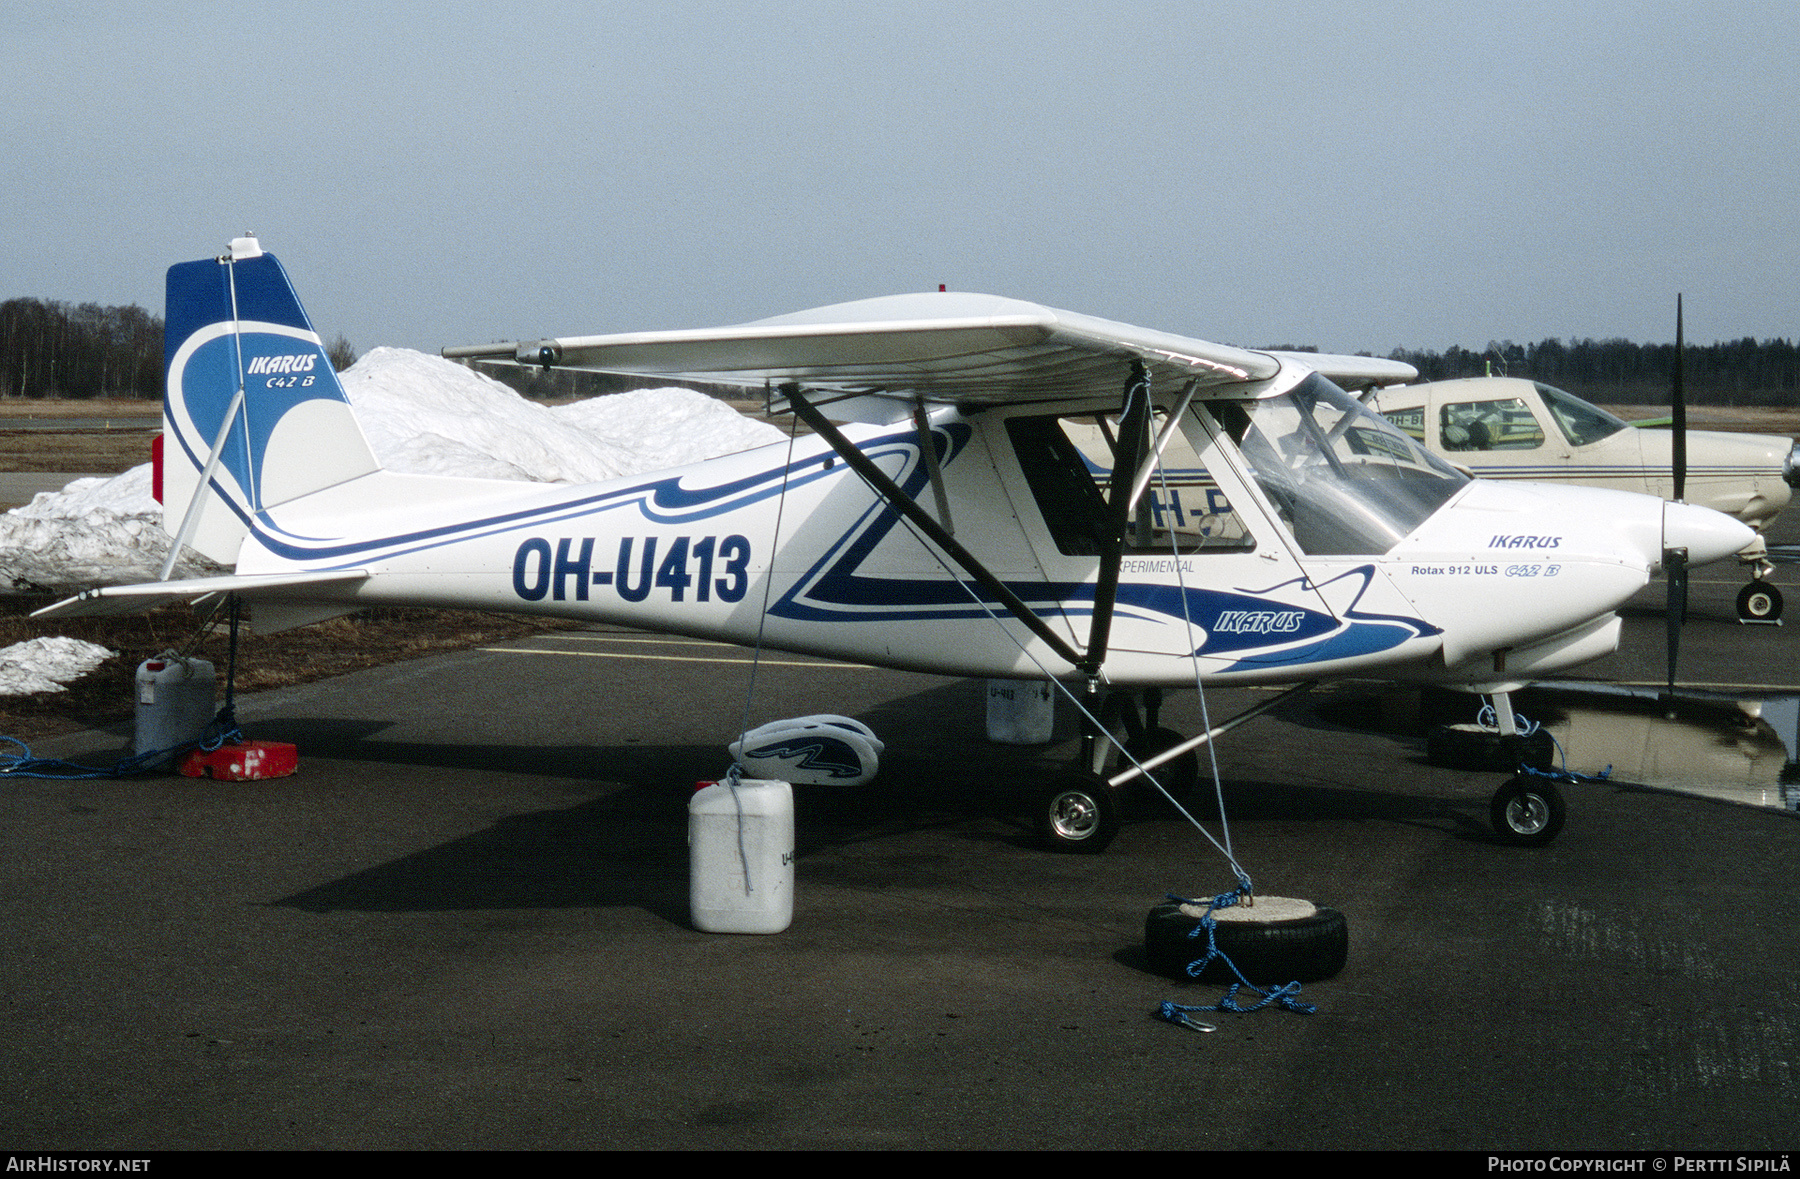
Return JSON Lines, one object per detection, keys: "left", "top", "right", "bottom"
{"left": 161, "top": 237, "right": 379, "bottom": 561}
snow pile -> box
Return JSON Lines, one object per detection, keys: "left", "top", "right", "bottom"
{"left": 1, "top": 348, "right": 786, "bottom": 692}
{"left": 342, "top": 348, "right": 782, "bottom": 482}
{"left": 0, "top": 465, "right": 219, "bottom": 590}
{"left": 0, "top": 637, "right": 115, "bottom": 695}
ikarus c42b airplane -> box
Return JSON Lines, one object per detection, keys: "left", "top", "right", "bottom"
{"left": 38, "top": 237, "right": 1755, "bottom": 850}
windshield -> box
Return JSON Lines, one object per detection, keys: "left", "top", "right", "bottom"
{"left": 1537, "top": 383, "right": 1628, "bottom": 447}
{"left": 1212, "top": 373, "right": 1469, "bottom": 555}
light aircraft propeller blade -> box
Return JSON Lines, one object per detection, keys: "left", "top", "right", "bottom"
{"left": 1665, "top": 294, "right": 1688, "bottom": 704}
{"left": 1672, "top": 295, "right": 1687, "bottom": 503}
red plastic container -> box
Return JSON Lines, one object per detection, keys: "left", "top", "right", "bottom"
{"left": 178, "top": 740, "right": 299, "bottom": 781}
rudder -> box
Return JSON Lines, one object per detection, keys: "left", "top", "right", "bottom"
{"left": 161, "top": 235, "right": 380, "bottom": 565}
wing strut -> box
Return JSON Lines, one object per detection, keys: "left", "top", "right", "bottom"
{"left": 1073, "top": 361, "right": 1152, "bottom": 769}
{"left": 1084, "top": 360, "right": 1150, "bottom": 675}
{"left": 161, "top": 251, "right": 252, "bottom": 582}
{"left": 911, "top": 400, "right": 955, "bottom": 534}
{"left": 781, "top": 384, "right": 1085, "bottom": 672}
{"left": 784, "top": 361, "right": 1151, "bottom": 717}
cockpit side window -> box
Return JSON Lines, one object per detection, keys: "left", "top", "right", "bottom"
{"left": 1005, "top": 415, "right": 1109, "bottom": 555}
{"left": 1439, "top": 398, "right": 1544, "bottom": 451}
{"left": 1225, "top": 374, "right": 1468, "bottom": 556}
{"left": 1005, "top": 410, "right": 1256, "bottom": 557}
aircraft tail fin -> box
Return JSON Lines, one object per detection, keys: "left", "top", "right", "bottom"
{"left": 160, "top": 235, "right": 381, "bottom": 565}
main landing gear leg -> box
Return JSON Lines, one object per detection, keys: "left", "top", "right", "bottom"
{"left": 1039, "top": 677, "right": 1127, "bottom": 855}
{"left": 1036, "top": 682, "right": 1318, "bottom": 854}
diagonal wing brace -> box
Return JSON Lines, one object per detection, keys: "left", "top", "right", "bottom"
{"left": 782, "top": 384, "right": 1087, "bottom": 673}
{"left": 783, "top": 362, "right": 1153, "bottom": 686}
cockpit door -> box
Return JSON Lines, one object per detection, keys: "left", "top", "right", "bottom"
{"left": 992, "top": 400, "right": 1337, "bottom": 668}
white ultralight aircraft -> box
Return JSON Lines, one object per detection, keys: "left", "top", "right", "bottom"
{"left": 38, "top": 237, "right": 1756, "bottom": 851}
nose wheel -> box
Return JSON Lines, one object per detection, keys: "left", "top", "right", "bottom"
{"left": 1489, "top": 775, "right": 1566, "bottom": 846}
{"left": 1737, "top": 581, "right": 1783, "bottom": 623}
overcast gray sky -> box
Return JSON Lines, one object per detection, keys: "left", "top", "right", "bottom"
{"left": 4, "top": 1, "right": 1795, "bottom": 357}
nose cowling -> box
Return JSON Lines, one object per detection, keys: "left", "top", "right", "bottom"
{"left": 1660, "top": 500, "right": 1755, "bottom": 569}
{"left": 1396, "top": 482, "right": 1757, "bottom": 675}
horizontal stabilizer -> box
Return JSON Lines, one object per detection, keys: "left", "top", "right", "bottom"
{"left": 32, "top": 570, "right": 369, "bottom": 620}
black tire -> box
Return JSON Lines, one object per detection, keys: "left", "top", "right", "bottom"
{"left": 1144, "top": 899, "right": 1348, "bottom": 983}
{"left": 1490, "top": 774, "right": 1566, "bottom": 846}
{"left": 1120, "top": 726, "right": 1200, "bottom": 798}
{"left": 1036, "top": 771, "right": 1122, "bottom": 854}
{"left": 1427, "top": 724, "right": 1556, "bottom": 772}
{"left": 1737, "top": 582, "right": 1783, "bottom": 622}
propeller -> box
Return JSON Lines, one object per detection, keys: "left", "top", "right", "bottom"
{"left": 1672, "top": 294, "right": 1687, "bottom": 502}
{"left": 1664, "top": 294, "right": 1687, "bottom": 708}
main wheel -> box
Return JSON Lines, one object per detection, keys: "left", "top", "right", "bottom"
{"left": 1490, "top": 775, "right": 1566, "bottom": 846}
{"left": 1036, "top": 771, "right": 1122, "bottom": 854}
{"left": 1144, "top": 898, "right": 1348, "bottom": 983}
{"left": 1737, "top": 582, "right": 1783, "bottom": 622}
{"left": 1120, "top": 726, "right": 1200, "bottom": 798}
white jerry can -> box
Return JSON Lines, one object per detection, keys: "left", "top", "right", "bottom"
{"left": 134, "top": 656, "right": 216, "bottom": 767}
{"left": 986, "top": 679, "right": 1055, "bottom": 745}
{"left": 689, "top": 778, "right": 794, "bottom": 934}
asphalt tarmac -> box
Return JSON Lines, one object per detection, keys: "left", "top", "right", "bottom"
{"left": 3, "top": 559, "right": 1797, "bottom": 1151}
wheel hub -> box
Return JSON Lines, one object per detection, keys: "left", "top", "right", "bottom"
{"left": 1050, "top": 792, "right": 1098, "bottom": 838}
{"left": 1505, "top": 793, "right": 1549, "bottom": 835}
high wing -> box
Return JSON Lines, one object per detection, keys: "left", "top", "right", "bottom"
{"left": 443, "top": 291, "right": 1416, "bottom": 409}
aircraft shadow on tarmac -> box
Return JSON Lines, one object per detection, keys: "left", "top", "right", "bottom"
{"left": 265, "top": 680, "right": 1503, "bottom": 922}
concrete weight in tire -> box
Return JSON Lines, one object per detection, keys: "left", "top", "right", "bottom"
{"left": 1144, "top": 897, "right": 1348, "bottom": 984}
{"left": 1427, "top": 724, "right": 1556, "bottom": 772}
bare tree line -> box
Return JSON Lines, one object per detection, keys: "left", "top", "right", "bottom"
{"left": 0, "top": 298, "right": 354, "bottom": 399}
{"left": 0, "top": 293, "right": 1790, "bottom": 407}
{"left": 1385, "top": 336, "right": 1800, "bottom": 407}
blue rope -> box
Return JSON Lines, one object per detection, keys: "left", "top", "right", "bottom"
{"left": 1517, "top": 761, "right": 1612, "bottom": 787}
{"left": 5, "top": 595, "right": 251, "bottom": 782}
{"left": 1472, "top": 700, "right": 1616, "bottom": 781}
{"left": 0, "top": 705, "right": 243, "bottom": 780}
{"left": 1153, "top": 879, "right": 1318, "bottom": 1028}
{"left": 1474, "top": 698, "right": 1550, "bottom": 766}
{"left": 1476, "top": 701, "right": 1541, "bottom": 736}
